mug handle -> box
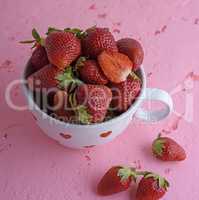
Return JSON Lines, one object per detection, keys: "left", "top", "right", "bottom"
{"left": 135, "top": 88, "right": 173, "bottom": 122}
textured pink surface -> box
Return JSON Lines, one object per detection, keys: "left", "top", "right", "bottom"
{"left": 0, "top": 0, "right": 199, "bottom": 199}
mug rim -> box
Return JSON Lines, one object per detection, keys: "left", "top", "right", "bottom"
{"left": 22, "top": 63, "right": 146, "bottom": 128}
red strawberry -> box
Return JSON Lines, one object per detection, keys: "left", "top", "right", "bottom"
{"left": 117, "top": 38, "right": 144, "bottom": 70}
{"left": 27, "top": 64, "right": 81, "bottom": 114}
{"left": 98, "top": 166, "right": 138, "bottom": 196}
{"left": 82, "top": 27, "right": 118, "bottom": 58}
{"left": 76, "top": 57, "right": 108, "bottom": 85}
{"left": 109, "top": 72, "right": 141, "bottom": 112}
{"left": 73, "top": 84, "right": 112, "bottom": 124}
{"left": 20, "top": 28, "right": 49, "bottom": 71}
{"left": 136, "top": 172, "right": 169, "bottom": 200}
{"left": 98, "top": 51, "right": 133, "bottom": 83}
{"left": 45, "top": 31, "right": 81, "bottom": 69}
{"left": 152, "top": 136, "right": 186, "bottom": 161}
{"left": 53, "top": 90, "right": 75, "bottom": 122}
{"left": 27, "top": 64, "right": 62, "bottom": 91}
{"left": 31, "top": 45, "right": 49, "bottom": 71}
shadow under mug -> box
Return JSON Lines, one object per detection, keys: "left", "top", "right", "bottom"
{"left": 22, "top": 63, "right": 173, "bottom": 149}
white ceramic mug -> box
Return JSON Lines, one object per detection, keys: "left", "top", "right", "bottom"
{"left": 22, "top": 63, "right": 173, "bottom": 149}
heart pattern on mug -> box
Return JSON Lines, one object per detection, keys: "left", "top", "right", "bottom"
{"left": 84, "top": 145, "right": 96, "bottom": 148}
{"left": 100, "top": 131, "right": 112, "bottom": 138}
{"left": 31, "top": 114, "right": 37, "bottom": 121}
{"left": 60, "top": 133, "right": 72, "bottom": 139}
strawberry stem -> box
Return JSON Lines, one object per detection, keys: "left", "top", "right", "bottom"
{"left": 19, "top": 40, "right": 36, "bottom": 44}
{"left": 55, "top": 66, "right": 83, "bottom": 91}
{"left": 74, "top": 56, "right": 87, "bottom": 76}
{"left": 69, "top": 93, "right": 91, "bottom": 124}
{"left": 130, "top": 72, "right": 140, "bottom": 80}
{"left": 64, "top": 28, "right": 87, "bottom": 39}
{"left": 136, "top": 171, "right": 151, "bottom": 176}
{"left": 20, "top": 28, "right": 44, "bottom": 48}
{"left": 46, "top": 27, "right": 62, "bottom": 35}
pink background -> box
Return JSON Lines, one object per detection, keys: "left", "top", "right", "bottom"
{"left": 1, "top": 0, "right": 199, "bottom": 199}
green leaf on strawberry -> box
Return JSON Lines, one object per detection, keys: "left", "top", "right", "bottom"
{"left": 32, "top": 28, "right": 41, "bottom": 42}
{"left": 130, "top": 71, "right": 140, "bottom": 81}
{"left": 46, "top": 27, "right": 62, "bottom": 35}
{"left": 74, "top": 56, "right": 87, "bottom": 76}
{"left": 46, "top": 26, "right": 87, "bottom": 38}
{"left": 64, "top": 28, "right": 87, "bottom": 39}
{"left": 69, "top": 93, "right": 91, "bottom": 124}
{"left": 144, "top": 172, "right": 170, "bottom": 190}
{"left": 76, "top": 105, "right": 91, "bottom": 124}
{"left": 55, "top": 66, "right": 82, "bottom": 90}
{"left": 75, "top": 56, "right": 87, "bottom": 67}
{"left": 74, "top": 56, "right": 87, "bottom": 77}
{"left": 117, "top": 167, "right": 138, "bottom": 183}
{"left": 68, "top": 92, "right": 77, "bottom": 107}
{"left": 152, "top": 136, "right": 165, "bottom": 156}
{"left": 20, "top": 28, "right": 45, "bottom": 48}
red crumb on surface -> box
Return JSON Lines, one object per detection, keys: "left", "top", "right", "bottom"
{"left": 3, "top": 60, "right": 11, "bottom": 66}
{"left": 85, "top": 155, "right": 91, "bottom": 161}
{"left": 89, "top": 4, "right": 96, "bottom": 10}
{"left": 98, "top": 13, "right": 107, "bottom": 19}
{"left": 0, "top": 60, "right": 14, "bottom": 72}
{"left": 154, "top": 25, "right": 167, "bottom": 36}
{"left": 147, "top": 72, "right": 153, "bottom": 77}
{"left": 194, "top": 18, "right": 199, "bottom": 24}
{"left": 113, "top": 29, "right": 120, "bottom": 33}
{"left": 186, "top": 71, "right": 199, "bottom": 81}
{"left": 161, "top": 25, "right": 167, "bottom": 32}
{"left": 3, "top": 134, "right": 8, "bottom": 139}
{"left": 100, "top": 131, "right": 112, "bottom": 138}
{"left": 60, "top": 133, "right": 72, "bottom": 139}
{"left": 154, "top": 30, "right": 161, "bottom": 36}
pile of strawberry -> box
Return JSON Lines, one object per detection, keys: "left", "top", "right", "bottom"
{"left": 22, "top": 27, "right": 187, "bottom": 200}
{"left": 97, "top": 135, "right": 186, "bottom": 199}
{"left": 22, "top": 26, "right": 144, "bottom": 124}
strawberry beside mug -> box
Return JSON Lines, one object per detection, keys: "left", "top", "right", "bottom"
{"left": 22, "top": 62, "right": 173, "bottom": 149}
